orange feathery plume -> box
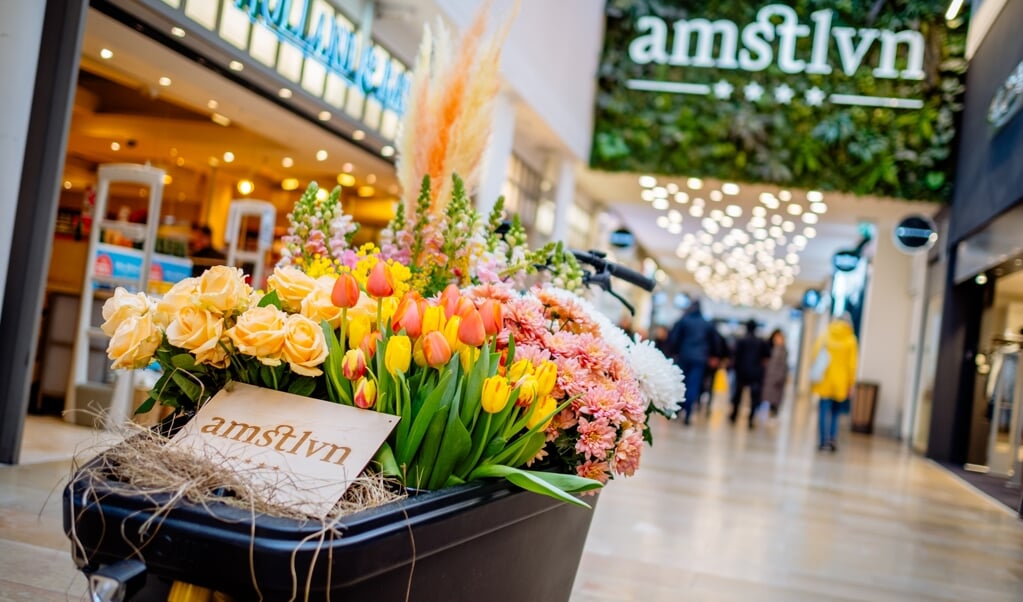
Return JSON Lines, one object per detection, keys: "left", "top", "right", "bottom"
{"left": 394, "top": 1, "right": 519, "bottom": 217}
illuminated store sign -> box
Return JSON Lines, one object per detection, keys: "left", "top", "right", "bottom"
{"left": 988, "top": 59, "right": 1023, "bottom": 130}
{"left": 626, "top": 4, "right": 925, "bottom": 109}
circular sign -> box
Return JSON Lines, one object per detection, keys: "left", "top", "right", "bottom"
{"left": 833, "top": 250, "right": 860, "bottom": 272}
{"left": 609, "top": 227, "right": 635, "bottom": 249}
{"left": 893, "top": 215, "right": 938, "bottom": 253}
{"left": 802, "top": 289, "right": 821, "bottom": 309}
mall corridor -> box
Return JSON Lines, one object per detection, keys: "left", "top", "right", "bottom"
{"left": 2, "top": 400, "right": 1021, "bottom": 600}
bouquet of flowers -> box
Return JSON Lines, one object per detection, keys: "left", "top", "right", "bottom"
{"left": 97, "top": 5, "right": 684, "bottom": 510}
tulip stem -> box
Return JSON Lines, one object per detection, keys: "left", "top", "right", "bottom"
{"left": 461, "top": 412, "right": 492, "bottom": 479}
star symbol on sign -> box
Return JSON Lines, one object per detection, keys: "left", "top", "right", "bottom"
{"left": 774, "top": 84, "right": 795, "bottom": 104}
{"left": 713, "top": 80, "right": 734, "bottom": 99}
{"left": 744, "top": 81, "right": 764, "bottom": 102}
{"left": 805, "top": 86, "right": 826, "bottom": 107}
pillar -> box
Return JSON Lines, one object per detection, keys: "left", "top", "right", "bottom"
{"left": 476, "top": 89, "right": 516, "bottom": 217}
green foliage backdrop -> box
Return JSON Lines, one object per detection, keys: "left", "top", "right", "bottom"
{"left": 592, "top": 0, "right": 967, "bottom": 202}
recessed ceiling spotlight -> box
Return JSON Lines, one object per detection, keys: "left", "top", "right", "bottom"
{"left": 381, "top": 145, "right": 395, "bottom": 157}
{"left": 725, "top": 204, "right": 742, "bottom": 218}
{"left": 721, "top": 182, "right": 740, "bottom": 195}
{"left": 653, "top": 198, "right": 669, "bottom": 210}
{"left": 638, "top": 175, "right": 657, "bottom": 188}
{"left": 63, "top": 180, "right": 72, "bottom": 190}
{"left": 100, "top": 48, "right": 113, "bottom": 60}
{"left": 666, "top": 182, "right": 679, "bottom": 194}
{"left": 208, "top": 157, "right": 220, "bottom": 167}
{"left": 222, "top": 151, "right": 235, "bottom": 163}
{"left": 653, "top": 186, "right": 668, "bottom": 198}
{"left": 686, "top": 177, "right": 703, "bottom": 190}
{"left": 337, "top": 173, "right": 356, "bottom": 187}
{"left": 176, "top": 157, "right": 185, "bottom": 167}
{"left": 709, "top": 190, "right": 723, "bottom": 202}
{"left": 211, "top": 113, "right": 231, "bottom": 126}
{"left": 656, "top": 216, "right": 670, "bottom": 228}
{"left": 787, "top": 204, "right": 803, "bottom": 215}
{"left": 976, "top": 273, "right": 988, "bottom": 285}
{"left": 281, "top": 156, "right": 294, "bottom": 168}
{"left": 158, "top": 76, "right": 172, "bottom": 86}
{"left": 278, "top": 88, "right": 293, "bottom": 98}
{"left": 281, "top": 178, "right": 300, "bottom": 191}
{"left": 803, "top": 226, "right": 818, "bottom": 238}
{"left": 229, "top": 60, "right": 244, "bottom": 71}
{"left": 110, "top": 141, "right": 121, "bottom": 151}
{"left": 802, "top": 213, "right": 819, "bottom": 224}
{"left": 352, "top": 129, "right": 366, "bottom": 141}
{"left": 358, "top": 185, "right": 375, "bottom": 197}
{"left": 807, "top": 190, "right": 824, "bottom": 203}
{"left": 171, "top": 27, "right": 186, "bottom": 38}
{"left": 316, "top": 149, "right": 328, "bottom": 161}
{"left": 207, "top": 99, "right": 219, "bottom": 110}
{"left": 778, "top": 189, "right": 792, "bottom": 201}
{"left": 675, "top": 192, "right": 689, "bottom": 204}
{"left": 366, "top": 174, "right": 377, "bottom": 184}
{"left": 342, "top": 162, "right": 354, "bottom": 173}
{"left": 641, "top": 189, "right": 655, "bottom": 202}
{"left": 318, "top": 110, "right": 331, "bottom": 121}
{"left": 810, "top": 202, "right": 828, "bottom": 214}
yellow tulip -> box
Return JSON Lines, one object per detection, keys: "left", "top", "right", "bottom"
{"left": 421, "top": 304, "right": 446, "bottom": 334}
{"left": 460, "top": 346, "right": 480, "bottom": 372}
{"left": 347, "top": 315, "right": 372, "bottom": 350}
{"left": 354, "top": 378, "right": 377, "bottom": 409}
{"left": 516, "top": 376, "right": 538, "bottom": 407}
{"left": 481, "top": 375, "right": 512, "bottom": 414}
{"left": 507, "top": 359, "right": 534, "bottom": 383}
{"left": 527, "top": 395, "right": 557, "bottom": 431}
{"left": 534, "top": 361, "right": 558, "bottom": 398}
{"left": 443, "top": 315, "right": 463, "bottom": 352}
{"left": 384, "top": 334, "right": 412, "bottom": 375}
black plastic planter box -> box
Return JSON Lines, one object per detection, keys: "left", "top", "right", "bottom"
{"left": 63, "top": 451, "right": 597, "bottom": 601}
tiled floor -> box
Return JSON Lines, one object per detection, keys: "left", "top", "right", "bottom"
{"left": 2, "top": 400, "right": 1022, "bottom": 601}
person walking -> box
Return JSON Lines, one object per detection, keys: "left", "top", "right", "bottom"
{"left": 811, "top": 315, "right": 859, "bottom": 452}
{"left": 729, "top": 319, "right": 771, "bottom": 428}
{"left": 668, "top": 300, "right": 715, "bottom": 425}
{"left": 763, "top": 329, "right": 789, "bottom": 418}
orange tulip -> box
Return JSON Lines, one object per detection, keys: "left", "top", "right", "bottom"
{"left": 391, "top": 293, "right": 423, "bottom": 338}
{"left": 341, "top": 348, "right": 367, "bottom": 381}
{"left": 360, "top": 331, "right": 383, "bottom": 359}
{"left": 366, "top": 261, "right": 394, "bottom": 298}
{"left": 331, "top": 272, "right": 360, "bottom": 308}
{"left": 421, "top": 331, "right": 452, "bottom": 368}
{"left": 354, "top": 377, "right": 377, "bottom": 409}
{"left": 453, "top": 297, "right": 476, "bottom": 320}
{"left": 440, "top": 284, "right": 461, "bottom": 319}
{"left": 478, "top": 299, "right": 503, "bottom": 336}
{"left": 457, "top": 308, "right": 486, "bottom": 347}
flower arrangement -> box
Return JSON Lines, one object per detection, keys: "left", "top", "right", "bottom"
{"left": 97, "top": 4, "right": 684, "bottom": 510}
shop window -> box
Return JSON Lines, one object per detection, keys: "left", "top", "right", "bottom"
{"left": 219, "top": 1, "right": 251, "bottom": 50}
{"left": 502, "top": 154, "right": 541, "bottom": 228}
{"left": 185, "top": 0, "right": 218, "bottom": 30}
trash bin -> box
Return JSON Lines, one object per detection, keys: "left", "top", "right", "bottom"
{"left": 850, "top": 381, "right": 879, "bottom": 434}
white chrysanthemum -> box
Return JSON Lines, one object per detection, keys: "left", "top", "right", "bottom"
{"left": 628, "top": 338, "right": 685, "bottom": 417}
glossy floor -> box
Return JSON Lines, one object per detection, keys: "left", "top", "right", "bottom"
{"left": 2, "top": 400, "right": 1022, "bottom": 601}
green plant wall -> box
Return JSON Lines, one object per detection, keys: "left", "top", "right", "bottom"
{"left": 592, "top": 0, "right": 967, "bottom": 202}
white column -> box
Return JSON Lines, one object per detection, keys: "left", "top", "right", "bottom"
{"left": 476, "top": 89, "right": 516, "bottom": 217}
{"left": 551, "top": 155, "right": 574, "bottom": 244}
{"left": 0, "top": 2, "right": 47, "bottom": 319}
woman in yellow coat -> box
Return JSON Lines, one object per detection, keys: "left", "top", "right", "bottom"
{"left": 811, "top": 316, "right": 858, "bottom": 452}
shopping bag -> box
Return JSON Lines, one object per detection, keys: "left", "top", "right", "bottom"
{"left": 810, "top": 348, "right": 830, "bottom": 384}
{"left": 713, "top": 368, "right": 729, "bottom": 394}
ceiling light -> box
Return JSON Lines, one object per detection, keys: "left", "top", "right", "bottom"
{"left": 807, "top": 190, "right": 824, "bottom": 203}
{"left": 666, "top": 182, "right": 679, "bottom": 194}
{"left": 162, "top": 174, "right": 173, "bottom": 185}
{"left": 692, "top": 197, "right": 705, "bottom": 207}
{"left": 668, "top": 209, "right": 683, "bottom": 222}
{"left": 752, "top": 206, "right": 766, "bottom": 217}
{"left": 769, "top": 226, "right": 783, "bottom": 238}
{"left": 337, "top": 173, "right": 356, "bottom": 187}
{"left": 175, "top": 156, "right": 184, "bottom": 167}
{"left": 638, "top": 175, "right": 657, "bottom": 188}
{"left": 281, "top": 177, "right": 300, "bottom": 191}
{"left": 686, "top": 177, "right": 703, "bottom": 190}
{"left": 945, "top": 0, "right": 964, "bottom": 21}
{"left": 358, "top": 185, "right": 375, "bottom": 197}
{"left": 725, "top": 204, "right": 742, "bottom": 217}
{"left": 710, "top": 209, "right": 724, "bottom": 220}
{"left": 211, "top": 113, "right": 231, "bottom": 126}
{"left": 787, "top": 204, "right": 803, "bottom": 215}
{"left": 641, "top": 189, "right": 655, "bottom": 202}
{"left": 281, "top": 156, "right": 293, "bottom": 168}
{"left": 811, "top": 202, "right": 828, "bottom": 214}
{"left": 237, "top": 179, "right": 254, "bottom": 195}
{"left": 223, "top": 151, "right": 235, "bottom": 163}
{"left": 778, "top": 189, "right": 792, "bottom": 201}
{"left": 689, "top": 205, "right": 704, "bottom": 217}
{"left": 318, "top": 110, "right": 331, "bottom": 121}
{"left": 316, "top": 149, "right": 328, "bottom": 161}
{"left": 653, "top": 186, "right": 668, "bottom": 198}
{"left": 381, "top": 145, "right": 395, "bottom": 157}
{"left": 656, "top": 216, "right": 670, "bottom": 228}
{"left": 803, "top": 226, "right": 818, "bottom": 238}
{"left": 782, "top": 221, "right": 796, "bottom": 232}
{"left": 366, "top": 174, "right": 377, "bottom": 184}
{"left": 229, "top": 60, "right": 244, "bottom": 71}
{"left": 975, "top": 273, "right": 988, "bottom": 285}
{"left": 279, "top": 88, "right": 293, "bottom": 98}
{"left": 63, "top": 180, "right": 72, "bottom": 189}
{"left": 100, "top": 48, "right": 113, "bottom": 60}
{"left": 722, "top": 182, "right": 740, "bottom": 195}
{"left": 158, "top": 76, "right": 172, "bottom": 86}
{"left": 653, "top": 198, "right": 669, "bottom": 210}
{"left": 802, "top": 213, "right": 819, "bottom": 224}
{"left": 110, "top": 141, "right": 120, "bottom": 151}
{"left": 709, "top": 190, "right": 723, "bottom": 202}
{"left": 171, "top": 27, "right": 186, "bottom": 38}
{"left": 342, "top": 162, "right": 353, "bottom": 172}
{"left": 771, "top": 214, "right": 783, "bottom": 225}
{"left": 208, "top": 157, "right": 219, "bottom": 167}
{"left": 316, "top": 188, "right": 328, "bottom": 201}
{"left": 352, "top": 129, "right": 366, "bottom": 141}
{"left": 720, "top": 216, "right": 734, "bottom": 228}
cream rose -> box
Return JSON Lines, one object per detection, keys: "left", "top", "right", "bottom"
{"left": 196, "top": 266, "right": 251, "bottom": 316}
{"left": 100, "top": 288, "right": 153, "bottom": 336}
{"left": 107, "top": 313, "right": 161, "bottom": 369}
{"left": 300, "top": 277, "right": 344, "bottom": 329}
{"left": 228, "top": 306, "right": 286, "bottom": 366}
{"left": 267, "top": 266, "right": 317, "bottom": 311}
{"left": 166, "top": 305, "right": 226, "bottom": 366}
{"left": 154, "top": 277, "right": 198, "bottom": 327}
{"left": 282, "top": 314, "right": 328, "bottom": 377}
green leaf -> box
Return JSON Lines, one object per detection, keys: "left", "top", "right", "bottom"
{"left": 398, "top": 371, "right": 453, "bottom": 467}
{"left": 287, "top": 376, "right": 317, "bottom": 398}
{"left": 257, "top": 290, "right": 282, "bottom": 309}
{"left": 427, "top": 408, "right": 472, "bottom": 490}
{"left": 469, "top": 464, "right": 599, "bottom": 509}
{"left": 170, "top": 370, "right": 203, "bottom": 402}
{"left": 134, "top": 395, "right": 157, "bottom": 415}
{"left": 170, "top": 353, "right": 196, "bottom": 370}
{"left": 407, "top": 406, "right": 448, "bottom": 489}
{"left": 510, "top": 431, "right": 546, "bottom": 468}
{"left": 372, "top": 442, "right": 401, "bottom": 478}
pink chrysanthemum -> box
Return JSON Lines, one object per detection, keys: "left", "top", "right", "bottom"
{"left": 611, "top": 428, "right": 643, "bottom": 477}
{"left": 576, "top": 460, "right": 611, "bottom": 485}
{"left": 575, "top": 417, "right": 616, "bottom": 461}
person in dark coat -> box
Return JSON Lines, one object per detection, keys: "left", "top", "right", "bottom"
{"left": 668, "top": 300, "right": 715, "bottom": 425}
{"left": 729, "top": 319, "right": 771, "bottom": 428}
{"left": 763, "top": 329, "right": 789, "bottom": 417}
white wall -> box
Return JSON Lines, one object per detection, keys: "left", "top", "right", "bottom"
{"left": 0, "top": 2, "right": 47, "bottom": 319}
{"left": 859, "top": 230, "right": 915, "bottom": 435}
{"left": 434, "top": 0, "right": 604, "bottom": 160}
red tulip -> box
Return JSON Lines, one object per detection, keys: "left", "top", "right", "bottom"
{"left": 457, "top": 308, "right": 486, "bottom": 347}
{"left": 331, "top": 272, "right": 360, "bottom": 308}
{"left": 366, "top": 261, "right": 394, "bottom": 298}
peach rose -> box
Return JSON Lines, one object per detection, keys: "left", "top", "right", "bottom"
{"left": 166, "top": 305, "right": 226, "bottom": 367}
{"left": 107, "top": 313, "right": 161, "bottom": 370}
{"left": 100, "top": 288, "right": 153, "bottom": 336}
{"left": 228, "top": 306, "right": 286, "bottom": 366}
{"left": 154, "top": 277, "right": 198, "bottom": 327}
{"left": 300, "top": 277, "right": 343, "bottom": 329}
{"left": 282, "top": 314, "right": 328, "bottom": 377}
{"left": 267, "top": 266, "right": 317, "bottom": 311}
{"left": 196, "top": 266, "right": 250, "bottom": 316}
